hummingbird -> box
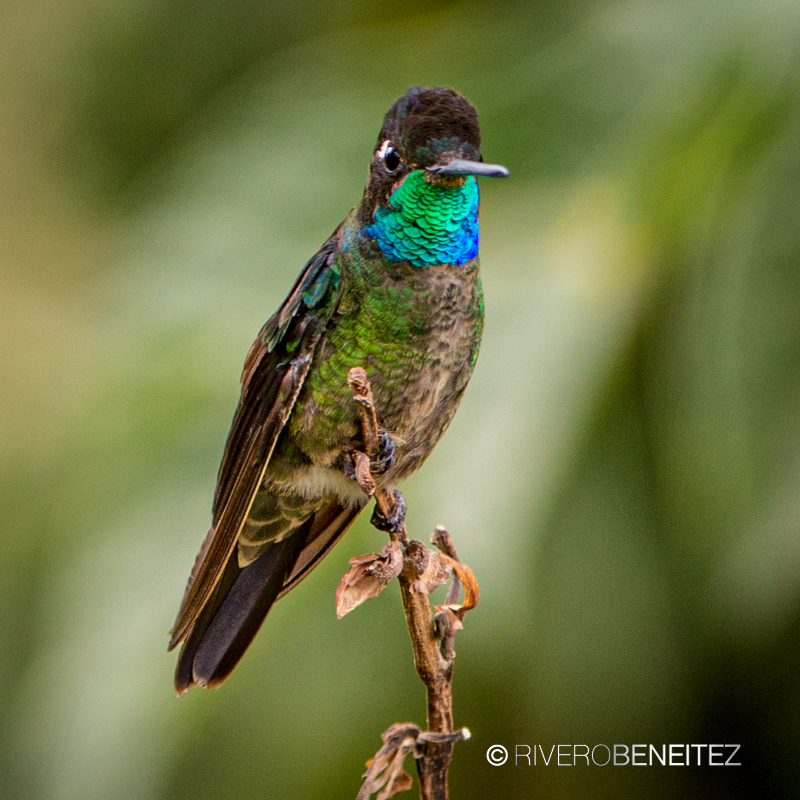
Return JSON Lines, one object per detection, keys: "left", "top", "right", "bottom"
{"left": 169, "top": 86, "right": 508, "bottom": 693}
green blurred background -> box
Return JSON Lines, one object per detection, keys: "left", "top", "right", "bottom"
{"left": 2, "top": 0, "right": 799, "bottom": 797}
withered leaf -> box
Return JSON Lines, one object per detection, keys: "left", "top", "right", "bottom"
{"left": 437, "top": 558, "right": 479, "bottom": 618}
{"left": 409, "top": 551, "right": 453, "bottom": 596}
{"left": 335, "top": 541, "right": 403, "bottom": 619}
{"left": 356, "top": 723, "right": 420, "bottom": 800}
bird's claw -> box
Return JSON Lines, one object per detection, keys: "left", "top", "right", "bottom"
{"left": 371, "top": 489, "right": 407, "bottom": 534}
{"left": 343, "top": 431, "right": 394, "bottom": 483}
{"left": 370, "top": 431, "right": 395, "bottom": 475}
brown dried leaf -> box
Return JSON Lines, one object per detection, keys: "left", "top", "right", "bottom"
{"left": 438, "top": 559, "right": 479, "bottom": 618}
{"left": 335, "top": 542, "right": 403, "bottom": 619}
{"left": 356, "top": 723, "right": 420, "bottom": 800}
{"left": 376, "top": 749, "right": 413, "bottom": 800}
{"left": 409, "top": 551, "right": 453, "bottom": 595}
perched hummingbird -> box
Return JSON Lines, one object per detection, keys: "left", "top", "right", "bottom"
{"left": 169, "top": 86, "right": 508, "bottom": 693}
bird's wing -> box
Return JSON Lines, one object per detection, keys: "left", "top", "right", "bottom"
{"left": 169, "top": 233, "right": 343, "bottom": 650}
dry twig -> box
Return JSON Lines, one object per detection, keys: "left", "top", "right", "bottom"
{"left": 339, "top": 367, "right": 480, "bottom": 800}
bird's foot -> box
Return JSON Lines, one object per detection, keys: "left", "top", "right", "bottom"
{"left": 371, "top": 489, "right": 407, "bottom": 534}
{"left": 343, "top": 431, "right": 394, "bottom": 482}
{"left": 370, "top": 431, "right": 395, "bottom": 475}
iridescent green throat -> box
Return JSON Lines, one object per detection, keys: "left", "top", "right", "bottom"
{"left": 365, "top": 172, "right": 479, "bottom": 268}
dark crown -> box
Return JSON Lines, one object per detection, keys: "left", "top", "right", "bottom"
{"left": 379, "top": 87, "right": 481, "bottom": 166}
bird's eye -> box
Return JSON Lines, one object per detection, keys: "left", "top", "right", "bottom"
{"left": 382, "top": 144, "right": 401, "bottom": 173}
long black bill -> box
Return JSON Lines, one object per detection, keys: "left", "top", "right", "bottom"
{"left": 427, "top": 159, "right": 509, "bottom": 178}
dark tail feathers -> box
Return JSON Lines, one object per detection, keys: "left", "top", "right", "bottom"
{"left": 173, "top": 501, "right": 362, "bottom": 694}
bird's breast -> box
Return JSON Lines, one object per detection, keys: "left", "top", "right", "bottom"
{"left": 288, "top": 255, "right": 484, "bottom": 484}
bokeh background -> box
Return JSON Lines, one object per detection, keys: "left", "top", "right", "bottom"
{"left": 2, "top": 0, "right": 800, "bottom": 797}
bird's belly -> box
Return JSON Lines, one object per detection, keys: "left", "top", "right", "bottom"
{"left": 375, "top": 337, "right": 475, "bottom": 481}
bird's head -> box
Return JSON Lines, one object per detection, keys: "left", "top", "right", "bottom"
{"left": 358, "top": 86, "right": 508, "bottom": 226}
